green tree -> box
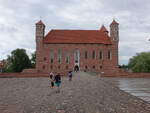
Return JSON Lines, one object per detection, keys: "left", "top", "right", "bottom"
{"left": 128, "top": 52, "right": 150, "bottom": 72}
{"left": 5, "top": 48, "right": 31, "bottom": 72}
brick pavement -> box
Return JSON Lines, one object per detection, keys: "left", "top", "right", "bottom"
{"left": 0, "top": 72, "right": 150, "bottom": 113}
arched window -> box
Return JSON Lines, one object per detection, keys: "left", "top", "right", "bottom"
{"left": 66, "top": 65, "right": 68, "bottom": 69}
{"left": 100, "top": 66, "right": 102, "bottom": 69}
{"left": 74, "top": 49, "right": 80, "bottom": 64}
{"left": 43, "top": 65, "right": 45, "bottom": 69}
{"left": 92, "top": 51, "right": 96, "bottom": 59}
{"left": 85, "top": 65, "right": 88, "bottom": 69}
{"left": 108, "top": 50, "right": 112, "bottom": 60}
{"left": 85, "top": 51, "right": 88, "bottom": 59}
{"left": 58, "top": 49, "right": 62, "bottom": 64}
{"left": 65, "top": 53, "right": 69, "bottom": 64}
{"left": 93, "top": 65, "right": 95, "bottom": 69}
{"left": 44, "top": 57, "right": 46, "bottom": 61}
{"left": 50, "top": 49, "right": 54, "bottom": 63}
{"left": 99, "top": 51, "right": 103, "bottom": 60}
{"left": 50, "top": 65, "right": 53, "bottom": 69}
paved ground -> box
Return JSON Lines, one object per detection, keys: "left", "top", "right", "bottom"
{"left": 0, "top": 72, "right": 150, "bottom": 113}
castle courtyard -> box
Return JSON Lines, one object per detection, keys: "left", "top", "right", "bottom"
{"left": 0, "top": 72, "right": 150, "bottom": 113}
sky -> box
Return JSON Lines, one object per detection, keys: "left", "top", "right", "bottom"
{"left": 0, "top": 0, "right": 150, "bottom": 64}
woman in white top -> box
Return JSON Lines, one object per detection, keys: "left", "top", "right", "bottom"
{"left": 49, "top": 72, "right": 54, "bottom": 88}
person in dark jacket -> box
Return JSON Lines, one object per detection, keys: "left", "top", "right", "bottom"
{"left": 54, "top": 73, "right": 61, "bottom": 93}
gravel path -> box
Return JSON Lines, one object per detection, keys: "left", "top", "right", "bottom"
{"left": 0, "top": 72, "right": 150, "bottom": 113}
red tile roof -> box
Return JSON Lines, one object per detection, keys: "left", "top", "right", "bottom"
{"left": 110, "top": 19, "right": 119, "bottom": 25}
{"left": 43, "top": 29, "right": 112, "bottom": 44}
{"left": 100, "top": 25, "right": 108, "bottom": 33}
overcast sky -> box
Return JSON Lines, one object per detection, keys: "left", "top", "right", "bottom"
{"left": 0, "top": 0, "right": 150, "bottom": 64}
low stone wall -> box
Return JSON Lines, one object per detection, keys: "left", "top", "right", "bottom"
{"left": 22, "top": 68, "right": 37, "bottom": 74}
{"left": 0, "top": 71, "right": 68, "bottom": 78}
{"left": 1, "top": 71, "right": 150, "bottom": 78}
{"left": 0, "top": 73, "right": 49, "bottom": 78}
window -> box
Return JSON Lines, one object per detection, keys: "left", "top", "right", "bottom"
{"left": 50, "top": 65, "right": 53, "bottom": 69}
{"left": 44, "top": 57, "right": 46, "bottom": 61}
{"left": 43, "top": 65, "right": 45, "bottom": 69}
{"left": 74, "top": 49, "right": 79, "bottom": 63}
{"left": 99, "top": 51, "right": 103, "bottom": 60}
{"left": 58, "top": 49, "right": 62, "bottom": 64}
{"left": 85, "top": 51, "right": 88, "bottom": 59}
{"left": 92, "top": 51, "right": 96, "bottom": 59}
{"left": 85, "top": 65, "right": 88, "bottom": 69}
{"left": 66, "top": 66, "right": 68, "bottom": 69}
{"left": 65, "top": 53, "right": 69, "bottom": 64}
{"left": 108, "top": 50, "right": 112, "bottom": 60}
{"left": 50, "top": 49, "right": 54, "bottom": 63}
{"left": 93, "top": 65, "right": 95, "bottom": 69}
{"left": 58, "top": 65, "right": 60, "bottom": 69}
{"left": 100, "top": 66, "right": 102, "bottom": 69}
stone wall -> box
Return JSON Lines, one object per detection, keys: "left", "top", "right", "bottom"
{"left": 22, "top": 68, "right": 37, "bottom": 74}
{"left": 0, "top": 72, "right": 68, "bottom": 78}
{"left": 0, "top": 73, "right": 48, "bottom": 78}
{"left": 101, "top": 71, "right": 150, "bottom": 78}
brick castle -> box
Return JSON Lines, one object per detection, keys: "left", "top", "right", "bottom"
{"left": 35, "top": 20, "right": 119, "bottom": 74}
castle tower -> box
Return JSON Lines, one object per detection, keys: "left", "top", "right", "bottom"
{"left": 110, "top": 19, "right": 119, "bottom": 68}
{"left": 110, "top": 19, "right": 119, "bottom": 43}
{"left": 36, "top": 20, "right": 45, "bottom": 45}
{"left": 35, "top": 20, "right": 45, "bottom": 71}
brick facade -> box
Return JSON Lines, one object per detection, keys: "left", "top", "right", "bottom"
{"left": 35, "top": 20, "right": 119, "bottom": 74}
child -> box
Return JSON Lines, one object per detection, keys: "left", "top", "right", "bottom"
{"left": 68, "top": 71, "right": 72, "bottom": 81}
{"left": 49, "top": 72, "right": 54, "bottom": 88}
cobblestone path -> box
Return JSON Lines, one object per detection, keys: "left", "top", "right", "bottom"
{"left": 0, "top": 72, "right": 150, "bottom": 113}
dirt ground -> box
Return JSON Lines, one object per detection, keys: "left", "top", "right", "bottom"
{"left": 0, "top": 72, "right": 150, "bottom": 113}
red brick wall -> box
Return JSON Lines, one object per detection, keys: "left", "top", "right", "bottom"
{"left": 35, "top": 43, "right": 119, "bottom": 74}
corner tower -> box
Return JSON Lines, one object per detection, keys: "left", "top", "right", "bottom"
{"left": 36, "top": 20, "right": 45, "bottom": 46}
{"left": 110, "top": 19, "right": 119, "bottom": 43}
{"left": 35, "top": 20, "right": 45, "bottom": 71}
{"left": 110, "top": 19, "right": 119, "bottom": 68}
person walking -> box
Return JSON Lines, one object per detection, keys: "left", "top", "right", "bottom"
{"left": 68, "top": 71, "right": 73, "bottom": 81}
{"left": 54, "top": 73, "right": 61, "bottom": 93}
{"left": 49, "top": 72, "right": 54, "bottom": 88}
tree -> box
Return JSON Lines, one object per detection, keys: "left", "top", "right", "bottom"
{"left": 128, "top": 52, "right": 150, "bottom": 72}
{"left": 5, "top": 49, "right": 31, "bottom": 72}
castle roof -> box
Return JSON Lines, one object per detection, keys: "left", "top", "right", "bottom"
{"left": 110, "top": 19, "right": 119, "bottom": 25}
{"left": 99, "top": 25, "right": 108, "bottom": 33}
{"left": 36, "top": 20, "right": 45, "bottom": 25}
{"left": 43, "top": 29, "right": 112, "bottom": 44}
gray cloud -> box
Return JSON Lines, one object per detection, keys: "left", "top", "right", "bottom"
{"left": 0, "top": 0, "right": 150, "bottom": 64}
